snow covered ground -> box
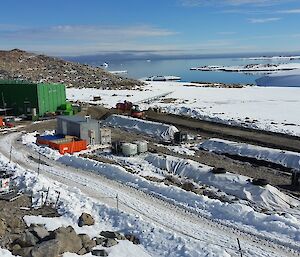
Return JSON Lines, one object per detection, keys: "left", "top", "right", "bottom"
{"left": 67, "top": 81, "right": 300, "bottom": 136}
{"left": 13, "top": 132, "right": 300, "bottom": 254}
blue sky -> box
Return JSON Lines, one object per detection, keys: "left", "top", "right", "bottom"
{"left": 0, "top": 0, "right": 300, "bottom": 56}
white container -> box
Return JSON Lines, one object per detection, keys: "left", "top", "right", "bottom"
{"left": 134, "top": 141, "right": 148, "bottom": 154}
{"left": 121, "top": 143, "right": 138, "bottom": 156}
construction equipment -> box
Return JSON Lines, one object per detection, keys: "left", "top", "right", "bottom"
{"left": 115, "top": 101, "right": 145, "bottom": 119}
{"left": 131, "top": 105, "right": 145, "bottom": 119}
{"left": 0, "top": 117, "right": 15, "bottom": 128}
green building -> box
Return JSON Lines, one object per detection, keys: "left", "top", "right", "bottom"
{"left": 0, "top": 80, "right": 67, "bottom": 118}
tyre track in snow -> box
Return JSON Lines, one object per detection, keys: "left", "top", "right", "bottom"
{"left": 0, "top": 132, "right": 299, "bottom": 257}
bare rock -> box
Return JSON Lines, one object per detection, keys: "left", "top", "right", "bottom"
{"left": 50, "top": 226, "right": 83, "bottom": 254}
{"left": 103, "top": 238, "right": 118, "bottom": 248}
{"left": 95, "top": 237, "right": 106, "bottom": 245}
{"left": 0, "top": 219, "right": 7, "bottom": 236}
{"left": 78, "top": 234, "right": 96, "bottom": 252}
{"left": 11, "top": 244, "right": 22, "bottom": 255}
{"left": 78, "top": 213, "right": 95, "bottom": 227}
{"left": 182, "top": 182, "right": 195, "bottom": 191}
{"left": 125, "top": 234, "right": 140, "bottom": 244}
{"left": 28, "top": 224, "right": 50, "bottom": 241}
{"left": 77, "top": 247, "right": 88, "bottom": 255}
{"left": 100, "top": 231, "right": 125, "bottom": 240}
{"left": 12, "top": 246, "right": 33, "bottom": 257}
{"left": 31, "top": 239, "right": 60, "bottom": 257}
{"left": 91, "top": 249, "right": 108, "bottom": 256}
{"left": 15, "top": 230, "right": 38, "bottom": 247}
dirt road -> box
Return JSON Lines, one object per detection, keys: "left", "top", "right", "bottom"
{"left": 146, "top": 111, "right": 300, "bottom": 153}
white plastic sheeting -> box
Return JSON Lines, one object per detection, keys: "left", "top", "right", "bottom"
{"left": 104, "top": 114, "right": 179, "bottom": 141}
{"left": 144, "top": 153, "right": 300, "bottom": 211}
{"left": 199, "top": 138, "right": 300, "bottom": 171}
{"left": 256, "top": 69, "right": 300, "bottom": 87}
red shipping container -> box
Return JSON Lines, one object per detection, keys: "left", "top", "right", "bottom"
{"left": 49, "top": 139, "right": 87, "bottom": 154}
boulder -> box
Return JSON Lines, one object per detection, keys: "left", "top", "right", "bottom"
{"left": 28, "top": 224, "right": 50, "bottom": 242}
{"left": 50, "top": 226, "right": 83, "bottom": 254}
{"left": 91, "top": 249, "right": 108, "bottom": 256}
{"left": 78, "top": 213, "right": 95, "bottom": 227}
{"left": 125, "top": 234, "right": 140, "bottom": 244}
{"left": 31, "top": 239, "right": 60, "bottom": 257}
{"left": 15, "top": 230, "right": 38, "bottom": 247}
{"left": 100, "top": 231, "right": 125, "bottom": 240}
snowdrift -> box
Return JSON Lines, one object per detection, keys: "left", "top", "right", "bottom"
{"left": 144, "top": 154, "right": 300, "bottom": 211}
{"left": 104, "top": 114, "right": 179, "bottom": 141}
{"left": 199, "top": 138, "right": 300, "bottom": 171}
{"left": 256, "top": 69, "right": 300, "bottom": 87}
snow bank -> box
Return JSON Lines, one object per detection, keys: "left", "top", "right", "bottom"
{"left": 256, "top": 69, "right": 300, "bottom": 87}
{"left": 200, "top": 138, "right": 300, "bottom": 171}
{"left": 144, "top": 154, "right": 300, "bottom": 211}
{"left": 0, "top": 248, "right": 16, "bottom": 257}
{"left": 57, "top": 153, "right": 300, "bottom": 244}
{"left": 104, "top": 114, "right": 179, "bottom": 141}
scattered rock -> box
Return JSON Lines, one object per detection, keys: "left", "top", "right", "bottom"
{"left": 94, "top": 237, "right": 106, "bottom": 246}
{"left": 181, "top": 182, "right": 195, "bottom": 191}
{"left": 100, "top": 231, "right": 125, "bottom": 240}
{"left": 91, "top": 249, "right": 108, "bottom": 256}
{"left": 125, "top": 234, "right": 140, "bottom": 245}
{"left": 78, "top": 213, "right": 95, "bottom": 227}
{"left": 103, "top": 238, "right": 118, "bottom": 247}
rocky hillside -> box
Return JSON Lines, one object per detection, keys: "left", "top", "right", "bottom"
{"left": 0, "top": 49, "right": 143, "bottom": 89}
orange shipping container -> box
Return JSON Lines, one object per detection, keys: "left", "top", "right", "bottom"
{"left": 49, "top": 139, "right": 87, "bottom": 154}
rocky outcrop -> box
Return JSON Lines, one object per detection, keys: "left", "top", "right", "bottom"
{"left": 0, "top": 49, "right": 143, "bottom": 89}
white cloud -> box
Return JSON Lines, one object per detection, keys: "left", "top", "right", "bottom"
{"left": 278, "top": 9, "right": 300, "bottom": 13}
{"left": 248, "top": 17, "right": 281, "bottom": 23}
{"left": 181, "top": 0, "right": 290, "bottom": 7}
{"left": 0, "top": 24, "right": 178, "bottom": 42}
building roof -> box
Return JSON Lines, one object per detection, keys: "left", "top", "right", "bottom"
{"left": 57, "top": 115, "right": 100, "bottom": 125}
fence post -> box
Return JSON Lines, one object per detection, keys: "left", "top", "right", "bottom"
{"left": 237, "top": 238, "right": 243, "bottom": 257}
{"left": 116, "top": 194, "right": 119, "bottom": 212}
{"left": 9, "top": 145, "right": 12, "bottom": 163}
{"left": 44, "top": 187, "right": 50, "bottom": 205}
{"left": 55, "top": 191, "right": 61, "bottom": 209}
{"left": 37, "top": 152, "right": 41, "bottom": 176}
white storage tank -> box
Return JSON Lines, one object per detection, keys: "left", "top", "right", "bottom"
{"left": 134, "top": 141, "right": 148, "bottom": 154}
{"left": 121, "top": 143, "right": 138, "bottom": 156}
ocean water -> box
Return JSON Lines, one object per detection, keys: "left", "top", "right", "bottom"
{"left": 85, "top": 57, "right": 300, "bottom": 85}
